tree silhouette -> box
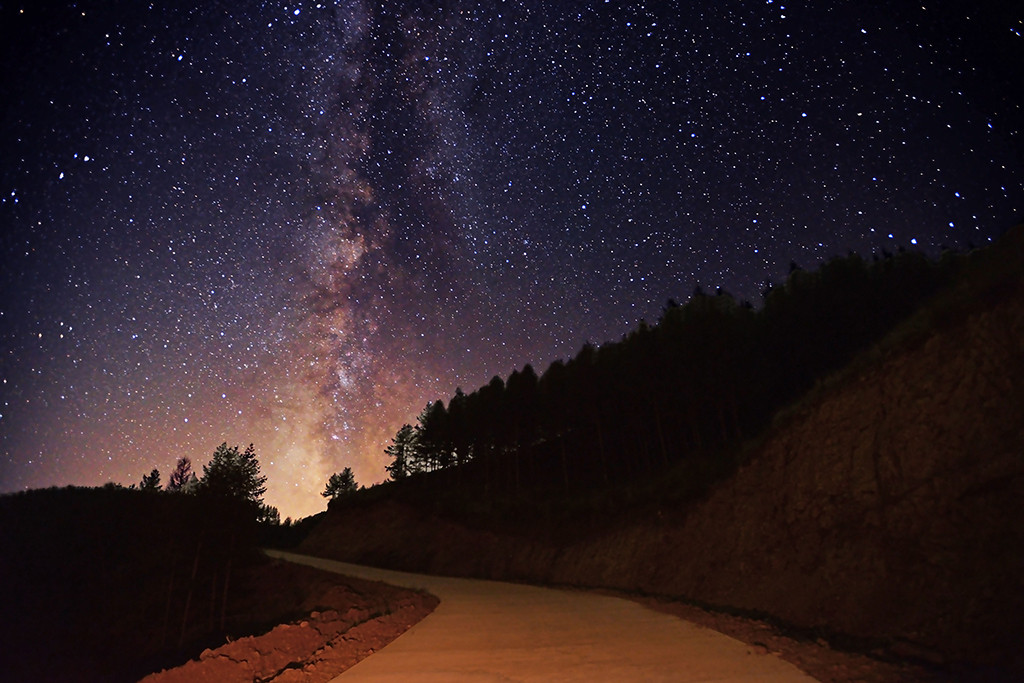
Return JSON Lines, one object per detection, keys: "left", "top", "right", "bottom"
{"left": 476, "top": 376, "right": 506, "bottom": 493}
{"left": 538, "top": 359, "right": 572, "bottom": 491}
{"left": 385, "top": 424, "right": 416, "bottom": 480}
{"left": 505, "top": 364, "right": 539, "bottom": 492}
{"left": 199, "top": 443, "right": 267, "bottom": 509}
{"left": 166, "top": 457, "right": 194, "bottom": 492}
{"left": 139, "top": 468, "right": 161, "bottom": 492}
{"left": 257, "top": 503, "right": 281, "bottom": 525}
{"left": 186, "top": 443, "right": 270, "bottom": 636}
{"left": 323, "top": 467, "right": 358, "bottom": 499}
{"left": 416, "top": 400, "right": 452, "bottom": 472}
{"left": 447, "top": 388, "right": 470, "bottom": 468}
{"left": 571, "top": 343, "right": 610, "bottom": 484}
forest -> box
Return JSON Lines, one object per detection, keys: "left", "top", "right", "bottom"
{"left": 372, "top": 243, "right": 993, "bottom": 514}
{"left": 0, "top": 443, "right": 287, "bottom": 681}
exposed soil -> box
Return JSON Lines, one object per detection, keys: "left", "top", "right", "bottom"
{"left": 141, "top": 559, "right": 438, "bottom": 682}
{"left": 618, "top": 592, "right": 947, "bottom": 683}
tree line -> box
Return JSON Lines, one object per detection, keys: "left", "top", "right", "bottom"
{"left": 1, "top": 445, "right": 273, "bottom": 677}
{"left": 131, "top": 441, "right": 360, "bottom": 647}
{"left": 135, "top": 443, "right": 278, "bottom": 523}
{"left": 132, "top": 443, "right": 277, "bottom": 647}
{"left": 382, "top": 247, "right": 963, "bottom": 501}
{"left": 3, "top": 439, "right": 364, "bottom": 677}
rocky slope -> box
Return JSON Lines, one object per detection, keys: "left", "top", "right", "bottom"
{"left": 301, "top": 230, "right": 1024, "bottom": 677}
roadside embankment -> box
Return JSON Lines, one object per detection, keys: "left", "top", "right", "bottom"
{"left": 302, "top": 271, "right": 1024, "bottom": 678}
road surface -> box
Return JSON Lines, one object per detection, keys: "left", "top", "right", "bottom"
{"left": 267, "top": 550, "right": 819, "bottom": 682}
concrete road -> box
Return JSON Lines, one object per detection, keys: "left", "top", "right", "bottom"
{"left": 267, "top": 550, "right": 819, "bottom": 682}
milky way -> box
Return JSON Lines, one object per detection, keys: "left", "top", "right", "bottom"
{"left": 2, "top": 1, "right": 1022, "bottom": 518}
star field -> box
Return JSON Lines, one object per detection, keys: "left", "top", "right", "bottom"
{"left": 2, "top": 0, "right": 1022, "bottom": 518}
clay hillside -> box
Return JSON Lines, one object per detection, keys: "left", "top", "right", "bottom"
{"left": 297, "top": 224, "right": 1024, "bottom": 679}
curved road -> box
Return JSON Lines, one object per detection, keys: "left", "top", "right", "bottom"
{"left": 267, "top": 550, "right": 818, "bottom": 682}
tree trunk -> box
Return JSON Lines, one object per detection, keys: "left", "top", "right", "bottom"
{"left": 209, "top": 564, "right": 217, "bottom": 630}
{"left": 730, "top": 394, "right": 742, "bottom": 441}
{"left": 220, "top": 534, "right": 236, "bottom": 631}
{"left": 594, "top": 415, "right": 609, "bottom": 484}
{"left": 653, "top": 407, "right": 670, "bottom": 466}
{"left": 483, "top": 441, "right": 491, "bottom": 497}
{"left": 717, "top": 401, "right": 730, "bottom": 445}
{"left": 161, "top": 558, "right": 177, "bottom": 648}
{"left": 637, "top": 428, "right": 651, "bottom": 475}
{"left": 688, "top": 407, "right": 703, "bottom": 452}
{"left": 513, "top": 432, "right": 521, "bottom": 496}
{"left": 179, "top": 539, "right": 203, "bottom": 647}
{"left": 559, "top": 438, "right": 570, "bottom": 493}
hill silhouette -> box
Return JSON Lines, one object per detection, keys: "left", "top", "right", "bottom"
{"left": 296, "top": 224, "right": 1024, "bottom": 679}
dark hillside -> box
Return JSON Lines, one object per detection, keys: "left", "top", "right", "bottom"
{"left": 0, "top": 486, "right": 273, "bottom": 680}
{"left": 0, "top": 485, "right": 430, "bottom": 682}
{"left": 299, "top": 225, "right": 1024, "bottom": 678}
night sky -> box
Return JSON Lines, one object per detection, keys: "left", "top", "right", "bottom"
{"left": 2, "top": 1, "right": 1022, "bottom": 519}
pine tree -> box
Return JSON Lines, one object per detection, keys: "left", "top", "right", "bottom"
{"left": 415, "top": 400, "right": 451, "bottom": 471}
{"left": 322, "top": 467, "right": 358, "bottom": 499}
{"left": 257, "top": 503, "right": 281, "bottom": 525}
{"left": 166, "top": 456, "right": 194, "bottom": 492}
{"left": 385, "top": 424, "right": 416, "bottom": 480}
{"left": 199, "top": 443, "right": 267, "bottom": 507}
{"left": 139, "top": 468, "right": 161, "bottom": 492}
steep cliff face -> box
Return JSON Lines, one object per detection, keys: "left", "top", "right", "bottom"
{"left": 302, "top": 240, "right": 1024, "bottom": 673}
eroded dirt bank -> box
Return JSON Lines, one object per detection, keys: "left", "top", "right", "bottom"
{"left": 141, "top": 560, "right": 438, "bottom": 683}
{"left": 0, "top": 549, "right": 436, "bottom": 682}
{"left": 301, "top": 274, "right": 1024, "bottom": 678}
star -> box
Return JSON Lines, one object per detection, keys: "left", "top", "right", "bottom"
{"left": 0, "top": 0, "right": 1020, "bottom": 519}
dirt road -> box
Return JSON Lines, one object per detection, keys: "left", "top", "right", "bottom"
{"left": 267, "top": 550, "right": 818, "bottom": 682}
